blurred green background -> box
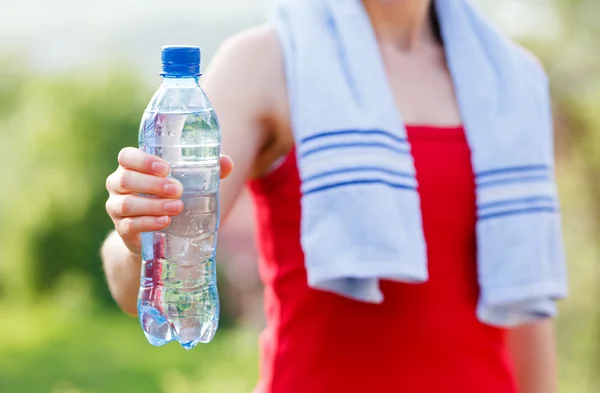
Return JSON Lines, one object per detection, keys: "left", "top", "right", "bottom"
{"left": 0, "top": 1, "right": 598, "bottom": 392}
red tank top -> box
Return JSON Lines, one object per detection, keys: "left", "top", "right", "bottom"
{"left": 248, "top": 125, "right": 517, "bottom": 393}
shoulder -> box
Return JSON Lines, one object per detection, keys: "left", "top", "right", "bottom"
{"left": 202, "top": 24, "right": 286, "bottom": 115}
{"left": 202, "top": 25, "right": 292, "bottom": 176}
{"left": 210, "top": 24, "right": 282, "bottom": 72}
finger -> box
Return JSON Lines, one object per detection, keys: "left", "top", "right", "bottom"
{"left": 220, "top": 155, "right": 233, "bottom": 179}
{"left": 107, "top": 168, "right": 183, "bottom": 198}
{"left": 118, "top": 147, "right": 170, "bottom": 177}
{"left": 116, "top": 216, "right": 171, "bottom": 240}
{"left": 107, "top": 195, "right": 184, "bottom": 218}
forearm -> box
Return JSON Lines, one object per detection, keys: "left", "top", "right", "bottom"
{"left": 101, "top": 230, "right": 141, "bottom": 316}
{"left": 508, "top": 319, "right": 558, "bottom": 393}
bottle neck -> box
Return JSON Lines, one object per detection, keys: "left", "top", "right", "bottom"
{"left": 161, "top": 76, "right": 200, "bottom": 87}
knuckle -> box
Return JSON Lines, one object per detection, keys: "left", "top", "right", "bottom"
{"left": 119, "top": 218, "right": 135, "bottom": 237}
{"left": 105, "top": 198, "right": 113, "bottom": 215}
{"left": 116, "top": 170, "right": 130, "bottom": 193}
{"left": 117, "top": 196, "right": 131, "bottom": 216}
{"left": 115, "top": 220, "right": 125, "bottom": 237}
{"left": 105, "top": 173, "right": 116, "bottom": 191}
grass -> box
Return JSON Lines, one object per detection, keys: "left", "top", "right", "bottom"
{"left": 0, "top": 306, "right": 259, "bottom": 393}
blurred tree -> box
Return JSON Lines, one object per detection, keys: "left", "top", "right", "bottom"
{"left": 550, "top": 0, "right": 600, "bottom": 207}
{"left": 0, "top": 68, "right": 237, "bottom": 327}
{"left": 0, "top": 69, "right": 146, "bottom": 304}
{"left": 527, "top": 1, "right": 600, "bottom": 391}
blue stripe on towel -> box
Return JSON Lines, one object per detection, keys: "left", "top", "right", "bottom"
{"left": 303, "top": 166, "right": 415, "bottom": 183}
{"left": 303, "top": 178, "right": 417, "bottom": 196}
{"left": 478, "top": 206, "right": 557, "bottom": 221}
{"left": 476, "top": 164, "right": 551, "bottom": 179}
{"left": 301, "top": 129, "right": 408, "bottom": 145}
{"left": 301, "top": 142, "right": 410, "bottom": 158}
{"left": 477, "top": 175, "right": 551, "bottom": 189}
{"left": 478, "top": 196, "right": 556, "bottom": 211}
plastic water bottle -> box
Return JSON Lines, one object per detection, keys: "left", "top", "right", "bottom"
{"left": 137, "top": 46, "right": 220, "bottom": 350}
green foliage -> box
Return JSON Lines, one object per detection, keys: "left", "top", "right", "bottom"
{"left": 0, "top": 68, "right": 148, "bottom": 304}
{"left": 533, "top": 3, "right": 600, "bottom": 391}
{"left": 0, "top": 67, "right": 247, "bottom": 390}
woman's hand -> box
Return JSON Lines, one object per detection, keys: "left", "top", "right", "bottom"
{"left": 105, "top": 147, "right": 233, "bottom": 255}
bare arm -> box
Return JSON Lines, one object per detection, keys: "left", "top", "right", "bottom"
{"left": 508, "top": 319, "right": 558, "bottom": 393}
{"left": 101, "top": 26, "right": 284, "bottom": 315}
{"left": 506, "top": 48, "right": 557, "bottom": 393}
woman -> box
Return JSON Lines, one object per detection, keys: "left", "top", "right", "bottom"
{"left": 102, "top": 0, "right": 566, "bottom": 392}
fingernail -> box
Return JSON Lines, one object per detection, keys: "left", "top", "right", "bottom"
{"left": 157, "top": 216, "right": 169, "bottom": 225}
{"left": 164, "top": 182, "right": 182, "bottom": 196}
{"left": 164, "top": 200, "right": 182, "bottom": 214}
{"left": 152, "top": 161, "right": 169, "bottom": 175}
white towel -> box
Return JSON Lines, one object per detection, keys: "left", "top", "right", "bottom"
{"left": 270, "top": 0, "right": 568, "bottom": 327}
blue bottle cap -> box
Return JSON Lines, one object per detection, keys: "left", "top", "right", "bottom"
{"left": 161, "top": 45, "right": 201, "bottom": 77}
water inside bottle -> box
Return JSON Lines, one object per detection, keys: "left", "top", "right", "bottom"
{"left": 138, "top": 110, "right": 220, "bottom": 350}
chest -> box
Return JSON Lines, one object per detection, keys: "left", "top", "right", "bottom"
{"left": 268, "top": 42, "right": 465, "bottom": 177}
{"left": 379, "top": 43, "right": 462, "bottom": 126}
